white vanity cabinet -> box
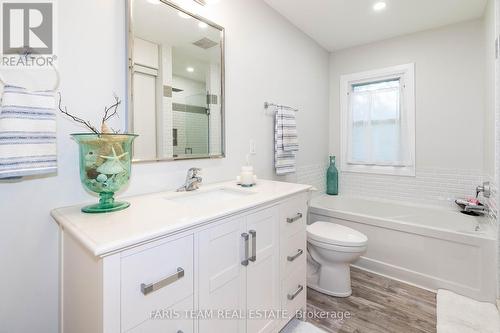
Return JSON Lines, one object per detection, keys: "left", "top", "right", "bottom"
{"left": 53, "top": 180, "right": 311, "bottom": 333}
{"left": 198, "top": 206, "right": 280, "bottom": 333}
{"left": 278, "top": 193, "right": 308, "bottom": 327}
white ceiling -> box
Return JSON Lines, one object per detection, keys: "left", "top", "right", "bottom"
{"left": 263, "top": 0, "right": 488, "bottom": 51}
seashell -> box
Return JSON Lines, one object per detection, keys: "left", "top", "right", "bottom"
{"left": 96, "top": 174, "right": 108, "bottom": 183}
{"left": 86, "top": 168, "right": 99, "bottom": 179}
{"left": 84, "top": 150, "right": 97, "bottom": 161}
{"left": 101, "top": 122, "right": 112, "bottom": 134}
{"left": 84, "top": 150, "right": 98, "bottom": 167}
{"left": 96, "top": 160, "right": 126, "bottom": 175}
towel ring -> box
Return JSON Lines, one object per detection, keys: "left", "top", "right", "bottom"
{"left": 0, "top": 47, "right": 60, "bottom": 91}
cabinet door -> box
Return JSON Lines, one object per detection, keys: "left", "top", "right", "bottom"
{"left": 245, "top": 207, "right": 280, "bottom": 333}
{"left": 198, "top": 217, "right": 247, "bottom": 333}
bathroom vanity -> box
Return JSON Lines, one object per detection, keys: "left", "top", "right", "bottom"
{"left": 52, "top": 180, "right": 311, "bottom": 333}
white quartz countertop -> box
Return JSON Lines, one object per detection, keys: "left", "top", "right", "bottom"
{"left": 51, "top": 179, "right": 312, "bottom": 257}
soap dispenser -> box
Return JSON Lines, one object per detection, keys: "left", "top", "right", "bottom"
{"left": 238, "top": 154, "right": 257, "bottom": 187}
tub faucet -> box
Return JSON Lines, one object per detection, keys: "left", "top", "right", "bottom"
{"left": 177, "top": 167, "right": 202, "bottom": 192}
{"left": 464, "top": 204, "right": 489, "bottom": 216}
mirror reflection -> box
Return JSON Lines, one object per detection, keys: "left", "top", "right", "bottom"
{"left": 129, "top": 0, "right": 224, "bottom": 161}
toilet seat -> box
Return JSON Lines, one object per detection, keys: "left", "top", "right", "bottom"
{"left": 307, "top": 222, "right": 368, "bottom": 247}
{"left": 308, "top": 238, "right": 366, "bottom": 253}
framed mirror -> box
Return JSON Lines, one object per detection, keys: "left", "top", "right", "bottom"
{"left": 127, "top": 0, "right": 225, "bottom": 162}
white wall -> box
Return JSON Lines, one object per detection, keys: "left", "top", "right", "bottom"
{"left": 0, "top": 1, "right": 329, "bottom": 332}
{"left": 329, "top": 20, "right": 490, "bottom": 206}
{"left": 493, "top": 0, "right": 500, "bottom": 300}
{"left": 484, "top": 0, "right": 496, "bottom": 181}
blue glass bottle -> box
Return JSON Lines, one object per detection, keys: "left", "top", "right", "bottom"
{"left": 326, "top": 156, "right": 338, "bottom": 195}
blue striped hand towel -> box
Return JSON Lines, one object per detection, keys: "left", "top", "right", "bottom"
{"left": 0, "top": 85, "right": 57, "bottom": 179}
{"left": 275, "top": 107, "right": 298, "bottom": 175}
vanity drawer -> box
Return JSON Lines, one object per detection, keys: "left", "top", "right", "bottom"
{"left": 281, "top": 266, "right": 306, "bottom": 320}
{"left": 121, "top": 235, "right": 194, "bottom": 332}
{"left": 281, "top": 230, "right": 306, "bottom": 277}
{"left": 280, "top": 193, "right": 308, "bottom": 238}
{"left": 125, "top": 295, "right": 193, "bottom": 333}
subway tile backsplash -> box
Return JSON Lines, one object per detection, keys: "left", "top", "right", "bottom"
{"left": 294, "top": 162, "right": 497, "bottom": 214}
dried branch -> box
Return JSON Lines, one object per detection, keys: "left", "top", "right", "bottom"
{"left": 58, "top": 93, "right": 99, "bottom": 134}
{"left": 110, "top": 127, "right": 121, "bottom": 134}
{"left": 102, "top": 95, "right": 121, "bottom": 126}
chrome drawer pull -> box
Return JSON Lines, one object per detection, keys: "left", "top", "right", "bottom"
{"left": 287, "top": 249, "right": 304, "bottom": 262}
{"left": 287, "top": 284, "right": 304, "bottom": 300}
{"left": 286, "top": 213, "right": 303, "bottom": 223}
{"left": 249, "top": 230, "right": 257, "bottom": 262}
{"left": 241, "top": 232, "right": 249, "bottom": 266}
{"left": 141, "top": 267, "right": 184, "bottom": 295}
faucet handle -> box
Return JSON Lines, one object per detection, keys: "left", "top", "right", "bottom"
{"left": 187, "top": 167, "right": 202, "bottom": 178}
{"left": 476, "top": 181, "right": 491, "bottom": 198}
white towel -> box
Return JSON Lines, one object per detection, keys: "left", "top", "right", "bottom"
{"left": 281, "top": 319, "right": 327, "bottom": 333}
{"left": 275, "top": 107, "right": 298, "bottom": 175}
{"left": 0, "top": 85, "right": 57, "bottom": 179}
{"left": 437, "top": 289, "right": 500, "bottom": 333}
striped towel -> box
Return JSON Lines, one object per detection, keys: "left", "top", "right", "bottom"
{"left": 0, "top": 85, "right": 57, "bottom": 179}
{"left": 275, "top": 106, "right": 298, "bottom": 175}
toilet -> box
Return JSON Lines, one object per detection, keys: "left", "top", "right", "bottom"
{"left": 307, "top": 221, "right": 368, "bottom": 297}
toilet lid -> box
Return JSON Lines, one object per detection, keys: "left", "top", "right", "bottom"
{"left": 307, "top": 222, "right": 368, "bottom": 247}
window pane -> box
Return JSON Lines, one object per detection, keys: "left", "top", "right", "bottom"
{"left": 372, "top": 88, "right": 399, "bottom": 121}
{"left": 371, "top": 87, "right": 400, "bottom": 163}
{"left": 350, "top": 92, "right": 370, "bottom": 162}
{"left": 371, "top": 122, "right": 400, "bottom": 163}
{"left": 349, "top": 79, "right": 402, "bottom": 164}
{"left": 351, "top": 93, "right": 369, "bottom": 122}
{"left": 351, "top": 122, "right": 369, "bottom": 162}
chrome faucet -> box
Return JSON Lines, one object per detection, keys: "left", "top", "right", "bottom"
{"left": 177, "top": 167, "right": 202, "bottom": 192}
{"left": 464, "top": 204, "right": 490, "bottom": 216}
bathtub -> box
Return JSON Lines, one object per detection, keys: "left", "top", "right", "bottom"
{"left": 309, "top": 195, "right": 498, "bottom": 302}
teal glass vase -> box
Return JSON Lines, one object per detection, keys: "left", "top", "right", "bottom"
{"left": 326, "top": 155, "right": 338, "bottom": 195}
{"left": 72, "top": 133, "right": 137, "bottom": 213}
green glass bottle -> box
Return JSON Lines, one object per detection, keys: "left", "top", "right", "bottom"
{"left": 326, "top": 155, "right": 338, "bottom": 195}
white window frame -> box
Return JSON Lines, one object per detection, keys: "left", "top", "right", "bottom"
{"left": 340, "top": 63, "right": 416, "bottom": 176}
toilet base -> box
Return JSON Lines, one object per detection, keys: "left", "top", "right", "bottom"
{"left": 307, "top": 254, "right": 354, "bottom": 298}
{"left": 307, "top": 281, "right": 352, "bottom": 297}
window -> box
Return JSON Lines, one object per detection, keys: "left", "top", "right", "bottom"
{"left": 340, "top": 64, "right": 415, "bottom": 176}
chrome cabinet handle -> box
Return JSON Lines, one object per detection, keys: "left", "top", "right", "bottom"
{"left": 287, "top": 284, "right": 304, "bottom": 300}
{"left": 249, "top": 230, "right": 257, "bottom": 262}
{"left": 287, "top": 249, "right": 304, "bottom": 262}
{"left": 287, "top": 213, "right": 303, "bottom": 223}
{"left": 141, "top": 267, "right": 184, "bottom": 295}
{"left": 241, "top": 233, "right": 249, "bottom": 266}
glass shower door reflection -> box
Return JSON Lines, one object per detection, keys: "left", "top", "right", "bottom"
{"left": 172, "top": 92, "right": 209, "bottom": 158}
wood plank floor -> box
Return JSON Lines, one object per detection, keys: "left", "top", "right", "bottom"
{"left": 306, "top": 267, "right": 437, "bottom": 333}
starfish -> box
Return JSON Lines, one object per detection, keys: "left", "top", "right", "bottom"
{"left": 100, "top": 147, "right": 128, "bottom": 161}
{"left": 97, "top": 147, "right": 129, "bottom": 173}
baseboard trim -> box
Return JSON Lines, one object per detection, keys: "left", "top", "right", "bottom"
{"left": 352, "top": 256, "right": 495, "bottom": 302}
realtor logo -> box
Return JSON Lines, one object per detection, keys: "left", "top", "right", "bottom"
{"left": 2, "top": 2, "right": 53, "bottom": 54}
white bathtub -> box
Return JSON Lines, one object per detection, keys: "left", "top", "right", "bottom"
{"left": 309, "top": 195, "right": 498, "bottom": 302}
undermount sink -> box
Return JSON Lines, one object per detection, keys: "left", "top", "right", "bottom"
{"left": 165, "top": 187, "right": 254, "bottom": 206}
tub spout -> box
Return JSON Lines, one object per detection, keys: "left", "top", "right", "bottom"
{"left": 464, "top": 204, "right": 489, "bottom": 216}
